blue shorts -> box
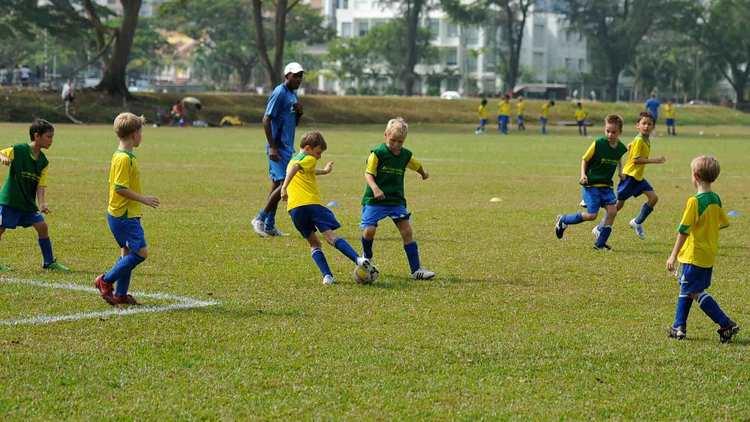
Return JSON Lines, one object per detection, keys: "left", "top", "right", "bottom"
{"left": 577, "top": 120, "right": 585, "bottom": 127}
{"left": 678, "top": 263, "right": 713, "bottom": 295}
{"left": 289, "top": 204, "right": 341, "bottom": 238}
{"left": 107, "top": 214, "right": 147, "bottom": 252}
{"left": 581, "top": 187, "right": 616, "bottom": 214}
{"left": 617, "top": 176, "right": 653, "bottom": 201}
{"left": 360, "top": 204, "right": 411, "bottom": 229}
{"left": 517, "top": 115, "right": 525, "bottom": 124}
{"left": 666, "top": 118, "right": 675, "bottom": 126}
{"left": 540, "top": 117, "right": 548, "bottom": 125}
{"left": 268, "top": 155, "right": 291, "bottom": 182}
{"left": 0, "top": 205, "right": 44, "bottom": 229}
{"left": 498, "top": 116, "right": 509, "bottom": 125}
{"left": 479, "top": 119, "right": 487, "bottom": 126}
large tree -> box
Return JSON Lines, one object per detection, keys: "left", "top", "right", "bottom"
{"left": 251, "top": 0, "right": 298, "bottom": 87}
{"left": 561, "top": 0, "right": 672, "bottom": 101}
{"left": 442, "top": 0, "right": 533, "bottom": 94}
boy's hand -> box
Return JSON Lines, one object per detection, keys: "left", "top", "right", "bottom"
{"left": 323, "top": 161, "right": 334, "bottom": 174}
{"left": 39, "top": 203, "right": 50, "bottom": 214}
{"left": 618, "top": 173, "right": 625, "bottom": 181}
{"left": 269, "top": 147, "right": 280, "bottom": 162}
{"left": 579, "top": 175, "right": 588, "bottom": 185}
{"left": 280, "top": 188, "right": 288, "bottom": 201}
{"left": 655, "top": 156, "right": 666, "bottom": 164}
{"left": 0, "top": 154, "right": 10, "bottom": 166}
{"left": 666, "top": 255, "right": 678, "bottom": 274}
{"left": 142, "top": 195, "right": 160, "bottom": 208}
{"left": 372, "top": 187, "right": 385, "bottom": 200}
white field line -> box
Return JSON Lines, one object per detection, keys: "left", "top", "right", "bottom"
{"left": 0, "top": 277, "right": 219, "bottom": 326}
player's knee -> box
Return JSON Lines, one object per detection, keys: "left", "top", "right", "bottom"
{"left": 135, "top": 247, "right": 148, "bottom": 259}
{"left": 34, "top": 222, "right": 49, "bottom": 237}
{"left": 649, "top": 195, "right": 659, "bottom": 206}
{"left": 581, "top": 213, "right": 596, "bottom": 221}
{"left": 362, "top": 226, "right": 376, "bottom": 239}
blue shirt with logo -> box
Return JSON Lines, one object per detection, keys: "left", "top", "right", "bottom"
{"left": 265, "top": 83, "right": 298, "bottom": 160}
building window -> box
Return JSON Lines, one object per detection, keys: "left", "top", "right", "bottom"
{"left": 446, "top": 48, "right": 458, "bottom": 66}
{"left": 357, "top": 21, "right": 369, "bottom": 37}
{"left": 578, "top": 59, "right": 585, "bottom": 71}
{"left": 341, "top": 22, "right": 352, "bottom": 37}
{"left": 533, "top": 23, "right": 545, "bottom": 47}
{"left": 446, "top": 23, "right": 458, "bottom": 38}
{"left": 466, "top": 54, "right": 477, "bottom": 73}
{"left": 447, "top": 77, "right": 459, "bottom": 91}
{"left": 533, "top": 52, "right": 545, "bottom": 70}
{"left": 337, "top": 0, "right": 348, "bottom": 8}
{"left": 427, "top": 18, "right": 439, "bottom": 38}
{"left": 565, "top": 57, "right": 574, "bottom": 71}
{"left": 464, "top": 26, "right": 479, "bottom": 45}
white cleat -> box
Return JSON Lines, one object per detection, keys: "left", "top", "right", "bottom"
{"left": 412, "top": 268, "right": 436, "bottom": 280}
{"left": 592, "top": 225, "right": 601, "bottom": 240}
{"left": 251, "top": 217, "right": 268, "bottom": 237}
{"left": 629, "top": 218, "right": 646, "bottom": 239}
{"left": 264, "top": 227, "right": 287, "bottom": 237}
{"left": 323, "top": 275, "right": 336, "bottom": 285}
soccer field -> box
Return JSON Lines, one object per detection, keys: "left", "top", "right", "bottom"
{"left": 1, "top": 122, "right": 748, "bottom": 419}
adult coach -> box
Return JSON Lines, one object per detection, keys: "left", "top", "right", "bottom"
{"left": 645, "top": 93, "right": 660, "bottom": 124}
{"left": 251, "top": 62, "right": 304, "bottom": 237}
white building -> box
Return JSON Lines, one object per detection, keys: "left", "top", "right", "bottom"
{"left": 319, "top": 0, "right": 589, "bottom": 96}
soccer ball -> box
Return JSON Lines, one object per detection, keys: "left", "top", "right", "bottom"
{"left": 353, "top": 263, "right": 378, "bottom": 284}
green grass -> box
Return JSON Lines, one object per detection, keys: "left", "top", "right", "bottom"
{"left": 0, "top": 122, "right": 749, "bottom": 419}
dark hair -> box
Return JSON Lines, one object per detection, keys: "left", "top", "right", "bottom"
{"left": 300, "top": 131, "right": 327, "bottom": 150}
{"left": 29, "top": 118, "right": 54, "bottom": 141}
{"left": 550, "top": 100, "right": 556, "bottom": 106}
{"left": 481, "top": 98, "right": 487, "bottom": 105}
{"left": 637, "top": 111, "right": 655, "bottom": 124}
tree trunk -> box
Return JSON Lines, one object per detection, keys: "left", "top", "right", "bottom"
{"left": 96, "top": 0, "right": 141, "bottom": 98}
{"left": 605, "top": 71, "right": 619, "bottom": 102}
{"left": 252, "top": 0, "right": 293, "bottom": 88}
{"left": 402, "top": 0, "right": 424, "bottom": 96}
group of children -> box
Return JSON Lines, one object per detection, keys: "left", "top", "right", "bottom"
{"left": 553, "top": 110, "right": 738, "bottom": 343}
{"left": 475, "top": 96, "right": 557, "bottom": 135}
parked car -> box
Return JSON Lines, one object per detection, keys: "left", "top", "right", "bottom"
{"left": 440, "top": 91, "right": 461, "bottom": 100}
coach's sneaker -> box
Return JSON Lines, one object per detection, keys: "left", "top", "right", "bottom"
{"left": 412, "top": 268, "right": 436, "bottom": 280}
{"left": 251, "top": 217, "right": 268, "bottom": 237}
{"left": 629, "top": 218, "right": 646, "bottom": 239}
{"left": 555, "top": 215, "right": 567, "bottom": 239}
{"left": 667, "top": 325, "right": 687, "bottom": 340}
{"left": 43, "top": 261, "right": 70, "bottom": 272}
{"left": 112, "top": 294, "right": 140, "bottom": 306}
{"left": 94, "top": 274, "right": 115, "bottom": 305}
{"left": 717, "top": 321, "right": 740, "bottom": 343}
{"left": 322, "top": 274, "right": 336, "bottom": 285}
{"left": 264, "top": 226, "right": 287, "bottom": 237}
{"left": 591, "top": 225, "right": 601, "bottom": 240}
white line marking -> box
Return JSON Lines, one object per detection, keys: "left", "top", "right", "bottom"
{"left": 0, "top": 277, "right": 219, "bottom": 326}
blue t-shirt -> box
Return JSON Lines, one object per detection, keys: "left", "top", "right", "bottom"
{"left": 265, "top": 83, "right": 298, "bottom": 156}
{"left": 645, "top": 98, "right": 660, "bottom": 120}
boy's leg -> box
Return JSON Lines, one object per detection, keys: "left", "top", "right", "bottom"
{"left": 594, "top": 204, "right": 617, "bottom": 248}
{"left": 361, "top": 226, "right": 376, "bottom": 260}
{"left": 32, "top": 220, "right": 67, "bottom": 270}
{"left": 695, "top": 291, "right": 732, "bottom": 328}
{"left": 322, "top": 230, "right": 359, "bottom": 264}
{"left": 103, "top": 248, "right": 146, "bottom": 288}
{"left": 113, "top": 247, "right": 133, "bottom": 297}
{"left": 632, "top": 190, "right": 657, "bottom": 229}
{"left": 306, "top": 233, "right": 332, "bottom": 275}
{"left": 0, "top": 228, "right": 8, "bottom": 271}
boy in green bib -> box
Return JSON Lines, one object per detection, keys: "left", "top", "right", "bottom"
{"left": 0, "top": 119, "right": 69, "bottom": 271}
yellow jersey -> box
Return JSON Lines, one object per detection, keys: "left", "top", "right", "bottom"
{"left": 1, "top": 146, "right": 48, "bottom": 187}
{"left": 286, "top": 151, "right": 322, "bottom": 211}
{"left": 574, "top": 108, "right": 587, "bottom": 121}
{"left": 622, "top": 134, "right": 651, "bottom": 181}
{"left": 664, "top": 103, "right": 675, "bottom": 119}
{"left": 478, "top": 104, "right": 488, "bottom": 119}
{"left": 498, "top": 101, "right": 511, "bottom": 116}
{"left": 677, "top": 192, "right": 730, "bottom": 268}
{"left": 541, "top": 103, "right": 551, "bottom": 118}
{"left": 516, "top": 101, "right": 525, "bottom": 116}
{"left": 108, "top": 150, "right": 141, "bottom": 218}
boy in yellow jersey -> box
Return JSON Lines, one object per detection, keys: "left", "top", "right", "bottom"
{"left": 664, "top": 98, "right": 676, "bottom": 136}
{"left": 94, "top": 113, "right": 160, "bottom": 305}
{"left": 497, "top": 94, "right": 511, "bottom": 134}
{"left": 539, "top": 100, "right": 555, "bottom": 134}
{"left": 666, "top": 156, "right": 738, "bottom": 342}
{"left": 516, "top": 95, "right": 526, "bottom": 131}
{"left": 0, "top": 119, "right": 69, "bottom": 272}
{"left": 280, "top": 131, "right": 375, "bottom": 285}
{"left": 475, "top": 98, "right": 488, "bottom": 134}
{"left": 574, "top": 102, "right": 588, "bottom": 136}
{"left": 598, "top": 111, "right": 665, "bottom": 240}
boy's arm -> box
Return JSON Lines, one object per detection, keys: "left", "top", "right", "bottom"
{"left": 617, "top": 158, "right": 625, "bottom": 180}
{"left": 0, "top": 147, "right": 13, "bottom": 166}
{"left": 280, "top": 163, "right": 301, "bottom": 201}
{"left": 633, "top": 157, "right": 666, "bottom": 164}
{"left": 365, "top": 173, "right": 385, "bottom": 200}
{"left": 36, "top": 186, "right": 49, "bottom": 213}
{"left": 579, "top": 159, "right": 588, "bottom": 185}
{"left": 407, "top": 157, "right": 429, "bottom": 180}
{"left": 666, "top": 233, "right": 688, "bottom": 273}
{"left": 115, "top": 187, "right": 160, "bottom": 208}
{"left": 315, "top": 161, "right": 334, "bottom": 175}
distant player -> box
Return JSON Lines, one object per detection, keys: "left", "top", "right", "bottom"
{"left": 497, "top": 95, "right": 511, "bottom": 135}
{"left": 516, "top": 95, "right": 526, "bottom": 131}
{"left": 475, "top": 98, "right": 488, "bottom": 134}
{"left": 279, "top": 131, "right": 375, "bottom": 285}
{"left": 575, "top": 102, "right": 588, "bottom": 136}
{"left": 540, "top": 100, "right": 555, "bottom": 135}
{"left": 0, "top": 119, "right": 70, "bottom": 272}
{"left": 595, "top": 111, "right": 664, "bottom": 240}
{"left": 94, "top": 113, "right": 160, "bottom": 306}
{"left": 664, "top": 98, "right": 676, "bottom": 136}
{"left": 666, "top": 156, "right": 738, "bottom": 342}
{"left": 360, "top": 118, "right": 435, "bottom": 280}
{"left": 554, "top": 115, "right": 627, "bottom": 250}
{"left": 645, "top": 93, "right": 660, "bottom": 125}
{"left": 252, "top": 62, "right": 304, "bottom": 237}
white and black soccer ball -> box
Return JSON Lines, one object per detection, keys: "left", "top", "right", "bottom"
{"left": 353, "top": 264, "right": 378, "bottom": 284}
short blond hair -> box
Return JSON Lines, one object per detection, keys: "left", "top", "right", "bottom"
{"left": 114, "top": 112, "right": 144, "bottom": 139}
{"left": 691, "top": 155, "right": 721, "bottom": 183}
{"left": 604, "top": 114, "right": 624, "bottom": 131}
{"left": 385, "top": 117, "right": 408, "bottom": 140}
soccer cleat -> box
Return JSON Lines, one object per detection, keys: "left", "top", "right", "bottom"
{"left": 667, "top": 325, "right": 687, "bottom": 340}
{"left": 43, "top": 261, "right": 70, "bottom": 272}
{"left": 592, "top": 244, "right": 612, "bottom": 251}
{"left": 94, "top": 274, "right": 115, "bottom": 305}
{"left": 412, "top": 268, "right": 436, "bottom": 280}
{"left": 322, "top": 274, "right": 336, "bottom": 285}
{"left": 264, "top": 227, "right": 286, "bottom": 237}
{"left": 591, "top": 225, "right": 601, "bottom": 240}
{"left": 717, "top": 321, "right": 740, "bottom": 343}
{"left": 112, "top": 294, "right": 140, "bottom": 306}
{"left": 579, "top": 200, "right": 586, "bottom": 208}
{"left": 251, "top": 217, "right": 268, "bottom": 237}
{"left": 555, "top": 215, "right": 567, "bottom": 239}
{"left": 629, "top": 219, "right": 646, "bottom": 239}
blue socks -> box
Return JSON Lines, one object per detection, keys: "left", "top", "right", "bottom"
{"left": 361, "top": 237, "right": 374, "bottom": 259}
{"left": 561, "top": 213, "right": 584, "bottom": 225}
{"left": 595, "top": 226, "right": 612, "bottom": 248}
{"left": 38, "top": 237, "right": 54, "bottom": 266}
{"left": 404, "top": 241, "right": 420, "bottom": 273}
{"left": 334, "top": 238, "right": 359, "bottom": 263}
{"left": 697, "top": 292, "right": 731, "bottom": 328}
{"left": 103, "top": 253, "right": 145, "bottom": 292}
{"left": 673, "top": 295, "right": 693, "bottom": 328}
{"left": 634, "top": 203, "right": 653, "bottom": 224}
{"left": 311, "top": 248, "right": 332, "bottom": 277}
